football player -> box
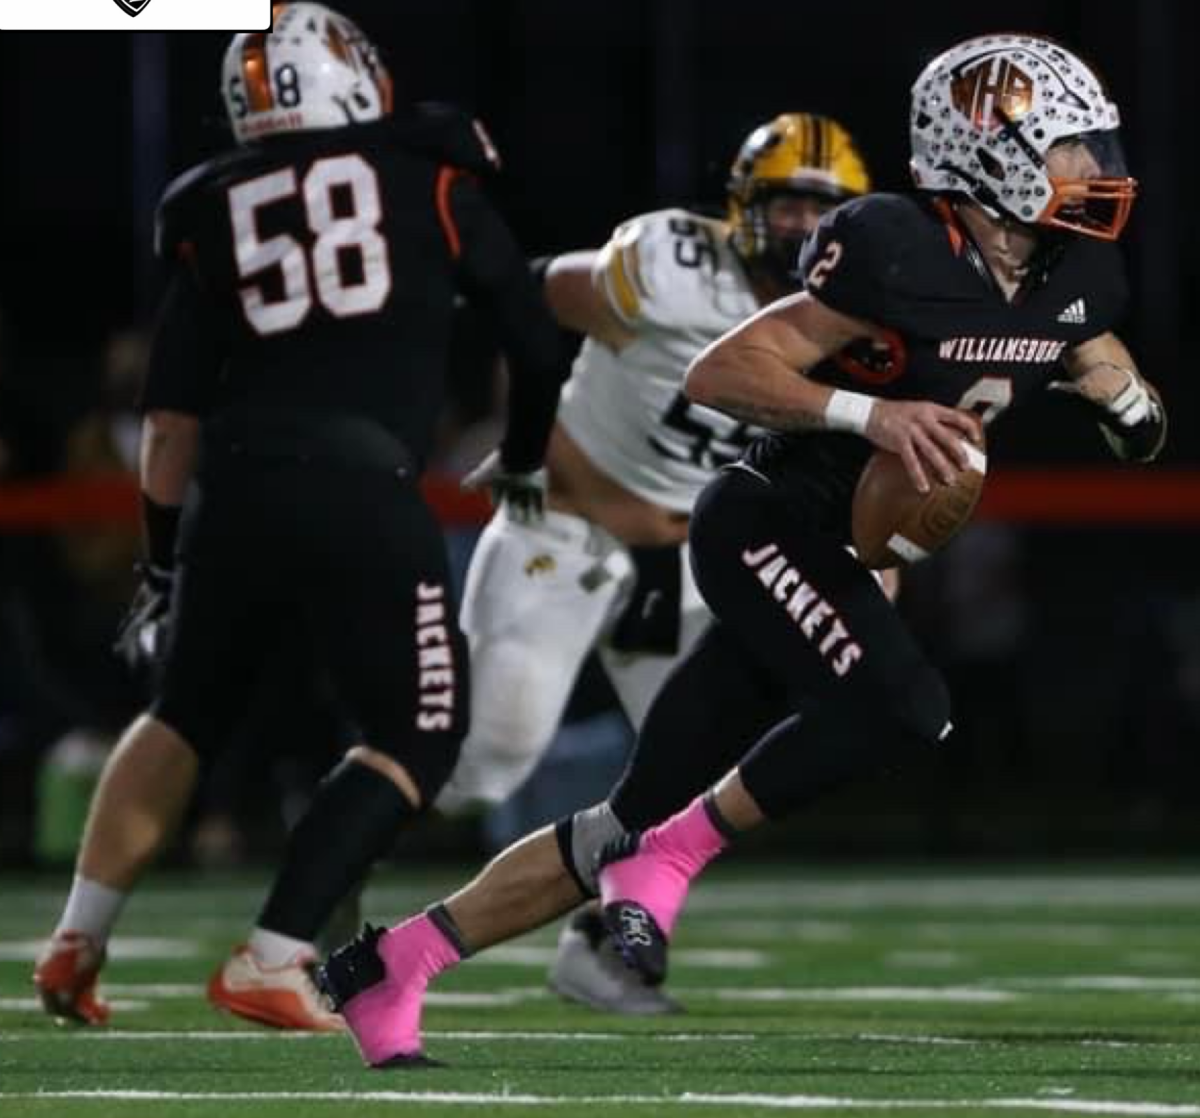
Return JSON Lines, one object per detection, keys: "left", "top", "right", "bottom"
{"left": 33, "top": 2, "right": 566, "bottom": 1030}
{"left": 316, "top": 33, "right": 1166, "bottom": 1067}
{"left": 435, "top": 112, "right": 872, "bottom": 1013}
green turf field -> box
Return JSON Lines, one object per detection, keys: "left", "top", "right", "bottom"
{"left": 2, "top": 863, "right": 1200, "bottom": 1117}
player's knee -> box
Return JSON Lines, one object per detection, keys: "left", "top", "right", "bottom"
{"left": 149, "top": 697, "right": 224, "bottom": 765}
{"left": 554, "top": 801, "right": 628, "bottom": 896}
{"left": 362, "top": 714, "right": 467, "bottom": 809}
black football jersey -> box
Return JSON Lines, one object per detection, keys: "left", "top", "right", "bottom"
{"left": 143, "top": 104, "right": 561, "bottom": 470}
{"left": 744, "top": 192, "right": 1129, "bottom": 536}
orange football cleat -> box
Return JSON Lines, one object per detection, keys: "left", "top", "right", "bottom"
{"left": 33, "top": 931, "right": 111, "bottom": 1026}
{"left": 208, "top": 945, "right": 345, "bottom": 1032}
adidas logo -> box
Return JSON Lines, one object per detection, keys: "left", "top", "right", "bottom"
{"left": 1057, "top": 298, "right": 1087, "bottom": 325}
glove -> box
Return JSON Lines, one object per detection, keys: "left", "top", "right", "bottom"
{"left": 1049, "top": 369, "right": 1167, "bottom": 463}
{"left": 113, "top": 562, "right": 174, "bottom": 681}
{"left": 462, "top": 449, "right": 548, "bottom": 525}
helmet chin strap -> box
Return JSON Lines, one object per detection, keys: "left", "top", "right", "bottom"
{"left": 936, "top": 164, "right": 1015, "bottom": 225}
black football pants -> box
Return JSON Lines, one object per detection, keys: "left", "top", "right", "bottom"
{"left": 153, "top": 458, "right": 468, "bottom": 802}
{"left": 610, "top": 465, "right": 951, "bottom": 826}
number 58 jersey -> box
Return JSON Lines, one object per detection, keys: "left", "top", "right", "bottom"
{"left": 556, "top": 209, "right": 762, "bottom": 513}
{"left": 152, "top": 107, "right": 557, "bottom": 469}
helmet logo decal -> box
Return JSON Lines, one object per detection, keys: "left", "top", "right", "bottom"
{"left": 111, "top": 0, "right": 152, "bottom": 14}
{"left": 240, "top": 32, "right": 274, "bottom": 112}
{"left": 324, "top": 20, "right": 355, "bottom": 66}
{"left": 951, "top": 53, "right": 1034, "bottom": 130}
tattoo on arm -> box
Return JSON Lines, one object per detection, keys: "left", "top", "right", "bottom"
{"left": 706, "top": 394, "right": 825, "bottom": 432}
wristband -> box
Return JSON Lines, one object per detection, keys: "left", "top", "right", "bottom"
{"left": 823, "top": 389, "right": 876, "bottom": 435}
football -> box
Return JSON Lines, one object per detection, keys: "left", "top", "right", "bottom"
{"left": 851, "top": 436, "right": 987, "bottom": 569}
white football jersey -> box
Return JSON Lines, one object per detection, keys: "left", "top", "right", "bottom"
{"left": 556, "top": 208, "right": 762, "bottom": 512}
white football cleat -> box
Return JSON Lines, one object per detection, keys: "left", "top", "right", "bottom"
{"left": 208, "top": 945, "right": 345, "bottom": 1032}
{"left": 547, "top": 909, "right": 681, "bottom": 1016}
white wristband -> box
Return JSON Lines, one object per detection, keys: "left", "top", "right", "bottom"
{"left": 824, "top": 389, "right": 876, "bottom": 435}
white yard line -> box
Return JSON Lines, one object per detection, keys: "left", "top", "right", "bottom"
{"left": 482, "top": 945, "right": 767, "bottom": 968}
{"left": 0, "top": 937, "right": 201, "bottom": 961}
{"left": 2, "top": 1090, "right": 1197, "bottom": 1114}
{"left": 0, "top": 1028, "right": 1162, "bottom": 1049}
{"left": 708, "top": 986, "right": 1020, "bottom": 1003}
{"left": 1004, "top": 976, "right": 1200, "bottom": 993}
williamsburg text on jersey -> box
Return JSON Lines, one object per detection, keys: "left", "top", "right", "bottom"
{"left": 745, "top": 191, "right": 1128, "bottom": 530}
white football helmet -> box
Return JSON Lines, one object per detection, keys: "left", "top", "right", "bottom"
{"left": 222, "top": 3, "right": 393, "bottom": 144}
{"left": 910, "top": 34, "right": 1136, "bottom": 240}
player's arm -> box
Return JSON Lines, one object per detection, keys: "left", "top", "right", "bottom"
{"left": 1057, "top": 331, "right": 1166, "bottom": 462}
{"left": 137, "top": 266, "right": 222, "bottom": 574}
{"left": 686, "top": 292, "right": 980, "bottom": 493}
{"left": 543, "top": 250, "right": 635, "bottom": 352}
{"left": 447, "top": 174, "right": 571, "bottom": 517}
{"left": 115, "top": 265, "right": 221, "bottom": 674}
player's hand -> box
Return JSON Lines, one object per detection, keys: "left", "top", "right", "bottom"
{"left": 113, "top": 562, "right": 173, "bottom": 680}
{"left": 865, "top": 400, "right": 983, "bottom": 494}
{"left": 1048, "top": 371, "right": 1167, "bottom": 462}
{"left": 462, "top": 449, "right": 548, "bottom": 525}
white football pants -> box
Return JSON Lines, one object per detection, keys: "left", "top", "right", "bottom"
{"left": 436, "top": 505, "right": 708, "bottom": 811}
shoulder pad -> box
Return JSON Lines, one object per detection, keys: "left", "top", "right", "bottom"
{"left": 593, "top": 208, "right": 729, "bottom": 329}
{"left": 392, "top": 103, "right": 502, "bottom": 176}
{"left": 154, "top": 156, "right": 226, "bottom": 263}
{"left": 798, "top": 193, "right": 923, "bottom": 322}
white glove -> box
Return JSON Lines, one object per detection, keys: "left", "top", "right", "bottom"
{"left": 462, "top": 449, "right": 548, "bottom": 525}
{"left": 1049, "top": 369, "right": 1166, "bottom": 462}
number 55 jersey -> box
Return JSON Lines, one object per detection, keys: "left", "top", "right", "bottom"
{"left": 555, "top": 208, "right": 763, "bottom": 513}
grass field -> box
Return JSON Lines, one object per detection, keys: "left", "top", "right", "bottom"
{"left": 2, "top": 863, "right": 1200, "bottom": 1116}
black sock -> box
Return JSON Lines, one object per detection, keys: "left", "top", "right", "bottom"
{"left": 425, "top": 903, "right": 473, "bottom": 959}
{"left": 257, "top": 760, "right": 416, "bottom": 942}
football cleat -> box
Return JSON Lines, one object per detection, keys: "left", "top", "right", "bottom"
{"left": 317, "top": 924, "right": 442, "bottom": 1068}
{"left": 548, "top": 909, "right": 680, "bottom": 1014}
{"left": 600, "top": 901, "right": 670, "bottom": 988}
{"left": 33, "top": 931, "right": 110, "bottom": 1026}
{"left": 208, "top": 945, "right": 345, "bottom": 1032}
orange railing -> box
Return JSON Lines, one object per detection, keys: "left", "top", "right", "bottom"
{"left": 1, "top": 469, "right": 1199, "bottom": 530}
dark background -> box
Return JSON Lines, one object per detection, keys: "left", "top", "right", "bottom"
{"left": 1, "top": 0, "right": 1198, "bottom": 864}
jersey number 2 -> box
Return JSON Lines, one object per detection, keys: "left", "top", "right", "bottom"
{"left": 229, "top": 154, "right": 392, "bottom": 337}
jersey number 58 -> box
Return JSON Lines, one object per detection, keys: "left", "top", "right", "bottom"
{"left": 228, "top": 154, "right": 392, "bottom": 337}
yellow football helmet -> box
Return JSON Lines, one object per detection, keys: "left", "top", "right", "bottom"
{"left": 728, "top": 113, "right": 870, "bottom": 277}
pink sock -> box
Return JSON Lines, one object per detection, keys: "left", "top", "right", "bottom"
{"left": 341, "top": 912, "right": 462, "bottom": 1065}
{"left": 600, "top": 795, "right": 730, "bottom": 936}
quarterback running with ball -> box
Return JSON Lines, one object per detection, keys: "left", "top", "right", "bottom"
{"left": 437, "top": 112, "right": 872, "bottom": 1014}
{"left": 317, "top": 32, "right": 1166, "bottom": 1069}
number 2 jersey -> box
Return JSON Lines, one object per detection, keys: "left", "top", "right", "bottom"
{"left": 555, "top": 209, "right": 762, "bottom": 513}
{"left": 146, "top": 104, "right": 563, "bottom": 471}
{"left": 744, "top": 191, "right": 1129, "bottom": 535}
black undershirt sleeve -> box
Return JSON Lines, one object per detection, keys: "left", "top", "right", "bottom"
{"left": 448, "top": 175, "right": 569, "bottom": 472}
{"left": 139, "top": 265, "right": 225, "bottom": 418}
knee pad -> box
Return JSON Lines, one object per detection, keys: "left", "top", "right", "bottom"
{"left": 437, "top": 637, "right": 575, "bottom": 809}
{"left": 436, "top": 731, "right": 547, "bottom": 813}
{"left": 554, "top": 801, "right": 628, "bottom": 896}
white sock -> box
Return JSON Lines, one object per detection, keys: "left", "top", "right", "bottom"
{"left": 248, "top": 927, "right": 314, "bottom": 968}
{"left": 56, "top": 876, "right": 127, "bottom": 944}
